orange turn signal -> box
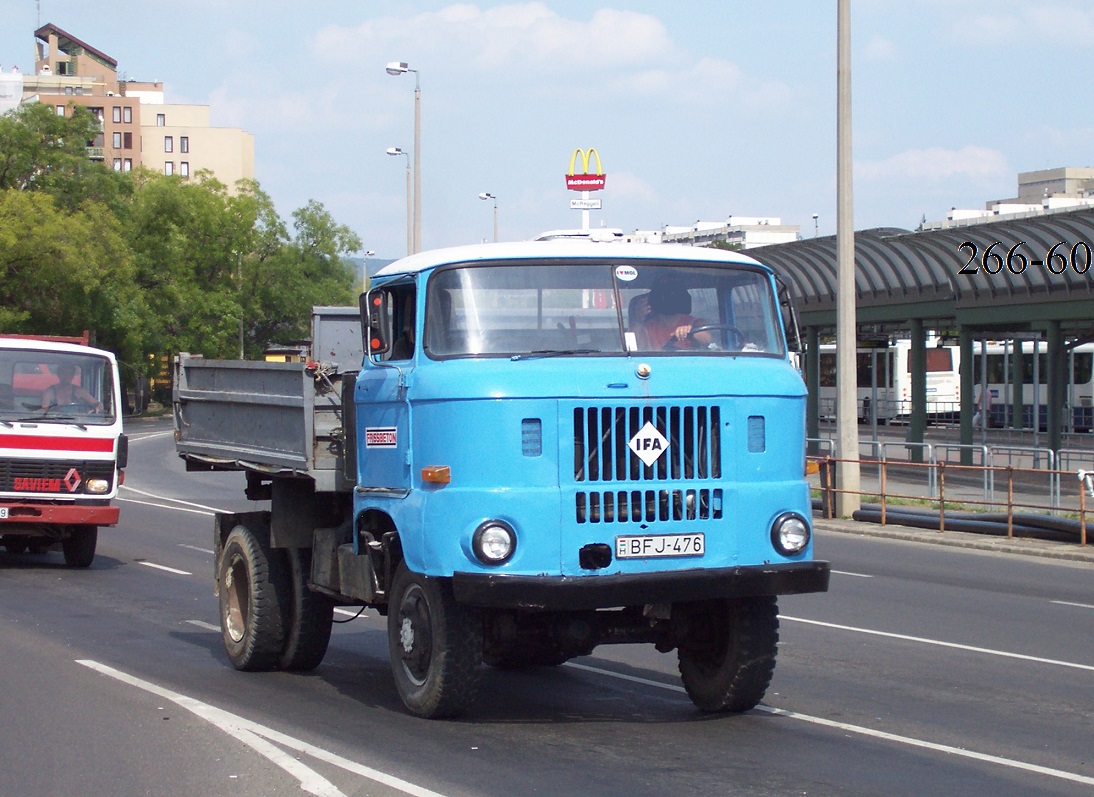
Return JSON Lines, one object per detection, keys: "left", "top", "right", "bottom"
{"left": 421, "top": 465, "right": 451, "bottom": 484}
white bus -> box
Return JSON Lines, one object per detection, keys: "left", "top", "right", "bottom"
{"left": 813, "top": 339, "right": 961, "bottom": 423}
{"left": 969, "top": 340, "right": 1094, "bottom": 431}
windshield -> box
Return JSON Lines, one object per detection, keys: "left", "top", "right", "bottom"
{"left": 424, "top": 260, "right": 784, "bottom": 358}
{"left": 0, "top": 349, "right": 117, "bottom": 425}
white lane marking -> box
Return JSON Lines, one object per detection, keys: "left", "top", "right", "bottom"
{"left": 334, "top": 607, "right": 366, "bottom": 618}
{"left": 781, "top": 615, "right": 1094, "bottom": 673}
{"left": 76, "top": 660, "right": 450, "bottom": 797}
{"left": 566, "top": 662, "right": 1094, "bottom": 788}
{"left": 119, "top": 484, "right": 228, "bottom": 514}
{"left": 831, "top": 570, "right": 873, "bottom": 578}
{"left": 178, "top": 543, "right": 215, "bottom": 555}
{"left": 126, "top": 430, "right": 174, "bottom": 442}
{"left": 137, "top": 561, "right": 192, "bottom": 576}
{"left": 117, "top": 496, "right": 214, "bottom": 517}
{"left": 186, "top": 620, "right": 219, "bottom": 632}
{"left": 1052, "top": 600, "right": 1094, "bottom": 610}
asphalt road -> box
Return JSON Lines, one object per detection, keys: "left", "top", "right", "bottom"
{"left": 1, "top": 417, "right": 1091, "bottom": 796}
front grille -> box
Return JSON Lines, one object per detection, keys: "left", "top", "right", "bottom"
{"left": 573, "top": 404, "right": 723, "bottom": 525}
{"left": 0, "top": 458, "right": 115, "bottom": 494}
{"left": 577, "top": 487, "right": 723, "bottom": 524}
{"left": 573, "top": 404, "right": 721, "bottom": 482}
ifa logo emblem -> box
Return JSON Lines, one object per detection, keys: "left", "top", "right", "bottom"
{"left": 628, "top": 422, "right": 669, "bottom": 467}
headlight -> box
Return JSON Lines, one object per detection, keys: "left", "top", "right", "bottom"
{"left": 770, "top": 512, "right": 810, "bottom": 556}
{"left": 472, "top": 520, "right": 516, "bottom": 565}
{"left": 85, "top": 479, "right": 111, "bottom": 494}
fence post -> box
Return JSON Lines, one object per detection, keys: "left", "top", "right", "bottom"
{"left": 938, "top": 461, "right": 946, "bottom": 533}
{"left": 1006, "top": 466, "right": 1014, "bottom": 540}
{"left": 880, "top": 459, "right": 887, "bottom": 526}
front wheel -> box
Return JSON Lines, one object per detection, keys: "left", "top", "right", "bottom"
{"left": 218, "top": 524, "right": 290, "bottom": 671}
{"left": 62, "top": 525, "right": 97, "bottom": 568}
{"left": 387, "top": 563, "right": 482, "bottom": 718}
{"left": 677, "top": 595, "right": 779, "bottom": 713}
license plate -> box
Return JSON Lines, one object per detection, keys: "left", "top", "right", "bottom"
{"left": 0, "top": 507, "right": 8, "bottom": 520}
{"left": 615, "top": 533, "right": 704, "bottom": 559}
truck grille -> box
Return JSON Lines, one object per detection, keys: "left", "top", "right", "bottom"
{"left": 572, "top": 405, "right": 723, "bottom": 525}
{"left": 0, "top": 459, "right": 115, "bottom": 495}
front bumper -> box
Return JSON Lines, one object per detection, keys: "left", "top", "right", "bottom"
{"left": 452, "top": 560, "right": 830, "bottom": 611}
{"left": 0, "top": 501, "right": 119, "bottom": 528}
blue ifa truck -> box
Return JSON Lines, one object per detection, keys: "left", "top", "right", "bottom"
{"left": 174, "top": 240, "right": 829, "bottom": 718}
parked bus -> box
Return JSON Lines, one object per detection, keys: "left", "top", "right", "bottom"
{"left": 813, "top": 338, "right": 961, "bottom": 423}
{"left": 969, "top": 340, "right": 1094, "bottom": 431}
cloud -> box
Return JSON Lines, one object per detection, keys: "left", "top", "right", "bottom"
{"left": 862, "top": 35, "right": 897, "bottom": 62}
{"left": 857, "top": 146, "right": 1008, "bottom": 182}
{"left": 606, "top": 171, "right": 657, "bottom": 203}
{"left": 313, "top": 3, "right": 674, "bottom": 73}
{"left": 306, "top": 4, "right": 788, "bottom": 109}
{"left": 945, "top": 4, "right": 1094, "bottom": 47}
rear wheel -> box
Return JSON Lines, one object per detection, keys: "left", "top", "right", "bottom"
{"left": 62, "top": 525, "right": 97, "bottom": 568}
{"left": 218, "top": 523, "right": 290, "bottom": 671}
{"left": 677, "top": 596, "right": 779, "bottom": 713}
{"left": 388, "top": 563, "right": 482, "bottom": 718}
{"left": 279, "top": 547, "right": 334, "bottom": 671}
{"left": 3, "top": 536, "right": 29, "bottom": 554}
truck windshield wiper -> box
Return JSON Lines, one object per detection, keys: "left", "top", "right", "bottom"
{"left": 511, "top": 348, "right": 602, "bottom": 361}
{"left": 17, "top": 414, "right": 87, "bottom": 430}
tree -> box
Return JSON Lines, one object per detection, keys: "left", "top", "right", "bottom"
{"left": 0, "top": 189, "right": 144, "bottom": 361}
{"left": 126, "top": 171, "right": 258, "bottom": 358}
{"left": 241, "top": 199, "right": 360, "bottom": 357}
{"left": 0, "top": 102, "right": 103, "bottom": 193}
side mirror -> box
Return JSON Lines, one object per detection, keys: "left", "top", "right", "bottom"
{"left": 776, "top": 277, "right": 803, "bottom": 354}
{"left": 363, "top": 290, "right": 389, "bottom": 357}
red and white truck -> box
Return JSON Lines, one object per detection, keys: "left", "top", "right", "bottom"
{"left": 0, "top": 333, "right": 127, "bottom": 567}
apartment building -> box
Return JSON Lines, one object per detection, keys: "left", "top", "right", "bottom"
{"left": 15, "top": 23, "right": 253, "bottom": 187}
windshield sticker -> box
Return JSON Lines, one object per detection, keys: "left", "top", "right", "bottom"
{"left": 615, "top": 265, "right": 638, "bottom": 282}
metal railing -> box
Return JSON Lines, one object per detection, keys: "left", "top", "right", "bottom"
{"left": 809, "top": 455, "right": 1089, "bottom": 546}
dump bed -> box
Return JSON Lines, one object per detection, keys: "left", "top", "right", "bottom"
{"left": 173, "top": 307, "right": 361, "bottom": 492}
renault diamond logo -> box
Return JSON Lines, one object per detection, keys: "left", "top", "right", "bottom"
{"left": 629, "top": 421, "right": 669, "bottom": 467}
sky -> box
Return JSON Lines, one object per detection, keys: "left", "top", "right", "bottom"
{"left": 3, "top": 1, "right": 1094, "bottom": 260}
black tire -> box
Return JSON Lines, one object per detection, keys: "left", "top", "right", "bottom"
{"left": 62, "top": 526, "right": 97, "bottom": 568}
{"left": 279, "top": 547, "right": 334, "bottom": 671}
{"left": 677, "top": 595, "right": 779, "bottom": 713}
{"left": 3, "top": 536, "right": 29, "bottom": 554}
{"left": 218, "top": 523, "right": 290, "bottom": 671}
{"left": 387, "top": 563, "right": 483, "bottom": 718}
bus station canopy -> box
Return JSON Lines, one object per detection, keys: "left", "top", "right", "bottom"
{"left": 750, "top": 206, "right": 1094, "bottom": 338}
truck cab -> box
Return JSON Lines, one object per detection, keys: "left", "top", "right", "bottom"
{"left": 0, "top": 336, "right": 126, "bottom": 566}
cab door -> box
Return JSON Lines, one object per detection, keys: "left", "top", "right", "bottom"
{"left": 356, "top": 280, "right": 417, "bottom": 493}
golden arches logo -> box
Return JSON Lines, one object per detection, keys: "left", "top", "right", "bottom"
{"left": 565, "top": 147, "right": 606, "bottom": 191}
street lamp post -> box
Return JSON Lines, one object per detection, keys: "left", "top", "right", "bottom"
{"left": 386, "top": 147, "right": 412, "bottom": 256}
{"left": 478, "top": 192, "right": 498, "bottom": 242}
{"left": 361, "top": 250, "right": 375, "bottom": 294}
{"left": 812, "top": 213, "right": 819, "bottom": 238}
{"left": 386, "top": 62, "right": 421, "bottom": 254}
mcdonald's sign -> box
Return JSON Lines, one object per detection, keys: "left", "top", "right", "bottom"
{"left": 565, "top": 147, "right": 606, "bottom": 191}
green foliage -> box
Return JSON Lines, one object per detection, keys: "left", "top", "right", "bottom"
{"left": 0, "top": 103, "right": 103, "bottom": 193}
{"left": 0, "top": 103, "right": 362, "bottom": 377}
{"left": 242, "top": 200, "right": 360, "bottom": 357}
{"left": 0, "top": 190, "right": 143, "bottom": 363}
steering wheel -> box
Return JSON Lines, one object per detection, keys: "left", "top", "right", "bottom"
{"left": 687, "top": 324, "right": 744, "bottom": 350}
{"left": 44, "top": 400, "right": 99, "bottom": 415}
